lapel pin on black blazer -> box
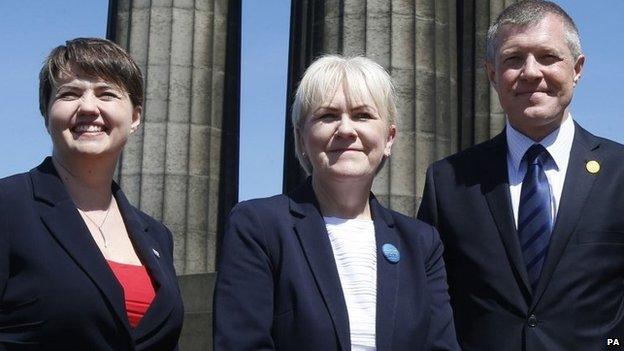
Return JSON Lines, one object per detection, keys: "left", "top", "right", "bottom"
{"left": 381, "top": 243, "right": 400, "bottom": 264}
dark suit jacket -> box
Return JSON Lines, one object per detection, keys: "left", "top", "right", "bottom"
{"left": 418, "top": 123, "right": 624, "bottom": 351}
{"left": 213, "top": 179, "right": 459, "bottom": 350}
{"left": 0, "top": 158, "right": 184, "bottom": 350}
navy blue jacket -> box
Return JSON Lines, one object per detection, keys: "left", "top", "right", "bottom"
{"left": 0, "top": 158, "right": 184, "bottom": 350}
{"left": 213, "top": 180, "right": 459, "bottom": 350}
{"left": 418, "top": 124, "right": 624, "bottom": 351}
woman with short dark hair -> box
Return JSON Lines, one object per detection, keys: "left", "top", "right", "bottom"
{"left": 0, "top": 37, "right": 184, "bottom": 350}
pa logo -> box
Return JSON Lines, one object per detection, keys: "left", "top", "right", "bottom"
{"left": 608, "top": 338, "right": 620, "bottom": 346}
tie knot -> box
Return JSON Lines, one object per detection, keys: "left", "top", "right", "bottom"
{"left": 524, "top": 144, "right": 548, "bottom": 165}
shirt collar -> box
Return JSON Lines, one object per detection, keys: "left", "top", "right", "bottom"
{"left": 506, "top": 113, "right": 575, "bottom": 172}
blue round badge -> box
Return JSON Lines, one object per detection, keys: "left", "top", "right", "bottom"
{"left": 382, "top": 243, "right": 400, "bottom": 264}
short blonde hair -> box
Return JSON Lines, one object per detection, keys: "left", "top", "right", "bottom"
{"left": 291, "top": 55, "right": 397, "bottom": 174}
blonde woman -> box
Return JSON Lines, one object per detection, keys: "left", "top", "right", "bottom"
{"left": 214, "top": 55, "right": 459, "bottom": 351}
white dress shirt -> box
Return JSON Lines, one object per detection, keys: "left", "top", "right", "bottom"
{"left": 506, "top": 114, "right": 575, "bottom": 227}
{"left": 324, "top": 216, "right": 377, "bottom": 351}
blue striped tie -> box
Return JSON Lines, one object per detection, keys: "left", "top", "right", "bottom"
{"left": 518, "top": 144, "right": 553, "bottom": 290}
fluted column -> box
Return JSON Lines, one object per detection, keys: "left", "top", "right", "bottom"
{"left": 108, "top": 0, "right": 240, "bottom": 275}
{"left": 285, "top": 0, "right": 514, "bottom": 214}
{"left": 459, "top": 0, "right": 514, "bottom": 147}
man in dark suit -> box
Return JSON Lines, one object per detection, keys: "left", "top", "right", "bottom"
{"left": 418, "top": 1, "right": 624, "bottom": 350}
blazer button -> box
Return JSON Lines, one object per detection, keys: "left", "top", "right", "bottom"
{"left": 527, "top": 314, "right": 538, "bottom": 327}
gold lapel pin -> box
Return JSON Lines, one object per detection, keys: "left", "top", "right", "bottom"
{"left": 586, "top": 160, "right": 600, "bottom": 174}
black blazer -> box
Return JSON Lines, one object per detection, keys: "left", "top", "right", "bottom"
{"left": 0, "top": 158, "right": 184, "bottom": 350}
{"left": 213, "top": 180, "right": 459, "bottom": 350}
{"left": 418, "top": 124, "right": 624, "bottom": 351}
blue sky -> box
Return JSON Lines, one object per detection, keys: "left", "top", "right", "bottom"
{"left": 0, "top": 1, "right": 110, "bottom": 178}
{"left": 0, "top": 1, "right": 621, "bottom": 202}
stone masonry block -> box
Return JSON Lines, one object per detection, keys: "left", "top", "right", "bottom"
{"left": 164, "top": 122, "right": 190, "bottom": 173}
{"left": 139, "top": 173, "right": 165, "bottom": 220}
{"left": 168, "top": 65, "right": 193, "bottom": 123}
{"left": 141, "top": 121, "right": 167, "bottom": 172}
{"left": 171, "top": 8, "right": 194, "bottom": 66}
{"left": 188, "top": 124, "right": 211, "bottom": 175}
{"left": 147, "top": 7, "right": 173, "bottom": 65}
{"left": 163, "top": 174, "right": 188, "bottom": 227}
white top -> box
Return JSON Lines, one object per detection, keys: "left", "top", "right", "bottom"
{"left": 506, "top": 114, "right": 575, "bottom": 227}
{"left": 324, "top": 216, "right": 377, "bottom": 351}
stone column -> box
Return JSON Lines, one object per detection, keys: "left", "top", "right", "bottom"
{"left": 459, "top": 0, "right": 515, "bottom": 148}
{"left": 108, "top": 0, "right": 239, "bottom": 275}
{"left": 285, "top": 0, "right": 513, "bottom": 214}
{"left": 108, "top": 0, "right": 240, "bottom": 349}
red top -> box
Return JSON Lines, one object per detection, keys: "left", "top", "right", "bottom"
{"left": 107, "top": 260, "right": 156, "bottom": 328}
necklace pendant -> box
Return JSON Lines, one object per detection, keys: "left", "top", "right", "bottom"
{"left": 98, "top": 227, "right": 107, "bottom": 248}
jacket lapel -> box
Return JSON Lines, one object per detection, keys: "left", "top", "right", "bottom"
{"left": 31, "top": 158, "right": 132, "bottom": 336}
{"left": 32, "top": 158, "right": 176, "bottom": 341}
{"left": 114, "top": 187, "right": 175, "bottom": 340}
{"left": 482, "top": 133, "right": 532, "bottom": 297}
{"left": 531, "top": 124, "right": 600, "bottom": 305}
{"left": 290, "top": 181, "right": 351, "bottom": 351}
{"left": 371, "top": 197, "right": 398, "bottom": 351}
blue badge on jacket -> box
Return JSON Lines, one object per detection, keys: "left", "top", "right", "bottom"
{"left": 382, "top": 243, "right": 400, "bottom": 264}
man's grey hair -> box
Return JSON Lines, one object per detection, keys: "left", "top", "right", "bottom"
{"left": 486, "top": 0, "right": 582, "bottom": 63}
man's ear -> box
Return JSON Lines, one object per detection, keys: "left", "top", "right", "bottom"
{"left": 485, "top": 61, "right": 497, "bottom": 89}
{"left": 573, "top": 54, "right": 585, "bottom": 86}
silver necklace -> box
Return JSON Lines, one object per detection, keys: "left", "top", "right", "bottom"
{"left": 79, "top": 200, "right": 113, "bottom": 248}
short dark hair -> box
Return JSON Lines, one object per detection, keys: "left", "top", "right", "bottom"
{"left": 39, "top": 37, "right": 144, "bottom": 117}
{"left": 486, "top": 0, "right": 582, "bottom": 63}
